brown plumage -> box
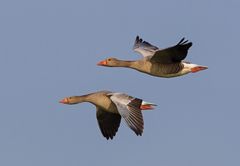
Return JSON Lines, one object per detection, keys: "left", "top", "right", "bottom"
{"left": 59, "top": 91, "right": 156, "bottom": 140}
{"left": 97, "top": 36, "right": 207, "bottom": 78}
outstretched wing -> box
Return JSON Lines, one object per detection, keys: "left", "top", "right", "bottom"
{"left": 133, "top": 36, "right": 159, "bottom": 57}
{"left": 150, "top": 38, "right": 192, "bottom": 64}
{"left": 109, "top": 93, "right": 144, "bottom": 136}
{"left": 96, "top": 108, "right": 121, "bottom": 140}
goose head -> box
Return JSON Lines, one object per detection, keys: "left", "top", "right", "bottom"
{"left": 97, "top": 57, "right": 121, "bottom": 67}
{"left": 59, "top": 96, "right": 83, "bottom": 105}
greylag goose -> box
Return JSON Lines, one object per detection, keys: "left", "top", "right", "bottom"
{"left": 59, "top": 91, "right": 156, "bottom": 140}
{"left": 97, "top": 36, "right": 207, "bottom": 78}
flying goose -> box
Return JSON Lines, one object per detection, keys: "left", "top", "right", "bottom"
{"left": 97, "top": 36, "right": 207, "bottom": 78}
{"left": 59, "top": 91, "right": 156, "bottom": 140}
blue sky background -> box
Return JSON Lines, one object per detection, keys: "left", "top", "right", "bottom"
{"left": 0, "top": 0, "right": 239, "bottom": 165}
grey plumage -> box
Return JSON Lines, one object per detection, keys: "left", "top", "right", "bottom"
{"left": 133, "top": 36, "right": 192, "bottom": 64}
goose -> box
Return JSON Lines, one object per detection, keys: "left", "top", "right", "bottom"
{"left": 59, "top": 91, "right": 156, "bottom": 140}
{"left": 97, "top": 36, "right": 207, "bottom": 78}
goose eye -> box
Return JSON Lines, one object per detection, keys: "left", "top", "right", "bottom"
{"left": 108, "top": 59, "right": 111, "bottom": 61}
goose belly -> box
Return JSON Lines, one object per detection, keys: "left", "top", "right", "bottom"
{"left": 94, "top": 96, "right": 119, "bottom": 114}
{"left": 146, "top": 63, "right": 188, "bottom": 78}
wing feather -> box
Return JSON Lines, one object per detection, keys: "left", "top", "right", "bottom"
{"left": 110, "top": 93, "right": 144, "bottom": 136}
{"left": 133, "top": 36, "right": 159, "bottom": 57}
{"left": 96, "top": 108, "right": 121, "bottom": 140}
{"left": 150, "top": 38, "right": 192, "bottom": 64}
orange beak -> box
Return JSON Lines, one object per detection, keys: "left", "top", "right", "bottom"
{"left": 97, "top": 60, "right": 107, "bottom": 66}
{"left": 191, "top": 66, "right": 208, "bottom": 73}
{"left": 59, "top": 98, "right": 69, "bottom": 104}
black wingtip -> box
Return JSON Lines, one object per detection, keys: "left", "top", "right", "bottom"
{"left": 135, "top": 35, "right": 141, "bottom": 42}
{"left": 177, "top": 37, "right": 192, "bottom": 48}
{"left": 134, "top": 130, "right": 143, "bottom": 136}
{"left": 134, "top": 35, "right": 142, "bottom": 48}
{"left": 137, "top": 132, "right": 142, "bottom": 136}
{"left": 103, "top": 133, "right": 114, "bottom": 140}
{"left": 177, "top": 37, "right": 185, "bottom": 45}
{"left": 184, "top": 42, "right": 193, "bottom": 50}
{"left": 188, "top": 42, "right": 193, "bottom": 47}
{"left": 134, "top": 36, "right": 138, "bottom": 44}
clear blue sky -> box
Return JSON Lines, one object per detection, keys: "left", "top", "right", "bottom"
{"left": 0, "top": 0, "right": 239, "bottom": 165}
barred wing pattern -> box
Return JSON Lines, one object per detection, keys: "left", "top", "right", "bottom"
{"left": 109, "top": 93, "right": 144, "bottom": 135}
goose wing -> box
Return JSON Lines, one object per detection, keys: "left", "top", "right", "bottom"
{"left": 96, "top": 108, "right": 121, "bottom": 140}
{"left": 109, "top": 93, "right": 144, "bottom": 136}
{"left": 150, "top": 38, "right": 192, "bottom": 64}
{"left": 133, "top": 36, "right": 159, "bottom": 57}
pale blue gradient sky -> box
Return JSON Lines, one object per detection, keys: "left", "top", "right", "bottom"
{"left": 0, "top": 0, "right": 239, "bottom": 166}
